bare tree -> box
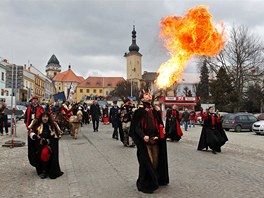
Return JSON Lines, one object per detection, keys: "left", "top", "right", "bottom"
{"left": 183, "top": 86, "right": 189, "bottom": 96}
{"left": 204, "top": 25, "right": 264, "bottom": 111}
{"left": 110, "top": 80, "right": 140, "bottom": 102}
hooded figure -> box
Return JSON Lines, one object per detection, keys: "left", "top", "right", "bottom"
{"left": 197, "top": 106, "right": 228, "bottom": 154}
{"left": 28, "top": 112, "right": 64, "bottom": 179}
{"left": 130, "top": 90, "right": 169, "bottom": 193}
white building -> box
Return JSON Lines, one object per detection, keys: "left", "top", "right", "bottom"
{"left": 0, "top": 59, "right": 12, "bottom": 97}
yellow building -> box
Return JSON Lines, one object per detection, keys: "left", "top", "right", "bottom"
{"left": 124, "top": 25, "right": 142, "bottom": 89}
{"left": 34, "top": 74, "right": 45, "bottom": 101}
{"left": 76, "top": 77, "right": 125, "bottom": 102}
{"left": 53, "top": 65, "right": 84, "bottom": 101}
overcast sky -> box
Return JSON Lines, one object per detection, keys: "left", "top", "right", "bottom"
{"left": 0, "top": 0, "right": 263, "bottom": 82}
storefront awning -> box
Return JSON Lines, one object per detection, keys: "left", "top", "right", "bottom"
{"left": 165, "top": 102, "right": 197, "bottom": 106}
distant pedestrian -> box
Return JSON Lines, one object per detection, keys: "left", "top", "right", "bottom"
{"left": 102, "top": 105, "right": 109, "bottom": 125}
{"left": 189, "top": 110, "right": 196, "bottom": 127}
{"left": 120, "top": 99, "right": 135, "bottom": 147}
{"left": 90, "top": 100, "right": 101, "bottom": 132}
{"left": 109, "top": 101, "right": 123, "bottom": 141}
{"left": 166, "top": 104, "right": 183, "bottom": 142}
{"left": 0, "top": 100, "right": 8, "bottom": 135}
{"left": 197, "top": 106, "right": 228, "bottom": 154}
{"left": 82, "top": 103, "right": 90, "bottom": 125}
{"left": 182, "top": 108, "right": 190, "bottom": 131}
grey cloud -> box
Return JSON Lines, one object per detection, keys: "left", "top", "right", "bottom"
{"left": 0, "top": 0, "right": 263, "bottom": 79}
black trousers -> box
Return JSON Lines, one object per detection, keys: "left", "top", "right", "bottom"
{"left": 92, "top": 118, "right": 99, "bottom": 131}
{"left": 112, "top": 126, "right": 124, "bottom": 143}
{"left": 0, "top": 115, "right": 8, "bottom": 134}
{"left": 82, "top": 113, "right": 89, "bottom": 124}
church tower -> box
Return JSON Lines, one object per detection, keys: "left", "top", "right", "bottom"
{"left": 124, "top": 25, "right": 142, "bottom": 89}
{"left": 46, "top": 54, "right": 61, "bottom": 79}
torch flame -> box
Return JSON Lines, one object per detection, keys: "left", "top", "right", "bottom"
{"left": 156, "top": 6, "right": 225, "bottom": 89}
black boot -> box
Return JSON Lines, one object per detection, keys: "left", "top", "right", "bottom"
{"left": 39, "top": 162, "right": 48, "bottom": 179}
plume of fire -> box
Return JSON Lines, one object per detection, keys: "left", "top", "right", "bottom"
{"left": 156, "top": 6, "right": 225, "bottom": 89}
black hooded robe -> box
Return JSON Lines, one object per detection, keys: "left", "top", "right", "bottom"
{"left": 28, "top": 125, "right": 63, "bottom": 179}
{"left": 197, "top": 113, "right": 228, "bottom": 152}
{"left": 130, "top": 107, "right": 169, "bottom": 193}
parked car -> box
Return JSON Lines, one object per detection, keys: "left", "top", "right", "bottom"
{"left": 221, "top": 113, "right": 233, "bottom": 122}
{"left": 256, "top": 113, "right": 264, "bottom": 120}
{"left": 7, "top": 114, "right": 17, "bottom": 127}
{"left": 195, "top": 111, "right": 202, "bottom": 124}
{"left": 222, "top": 113, "right": 258, "bottom": 132}
{"left": 16, "top": 105, "right": 27, "bottom": 120}
{"left": 252, "top": 120, "right": 264, "bottom": 135}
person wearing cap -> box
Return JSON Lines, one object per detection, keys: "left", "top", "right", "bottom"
{"left": 24, "top": 96, "right": 44, "bottom": 129}
{"left": 130, "top": 90, "right": 169, "bottom": 193}
{"left": 109, "top": 101, "right": 122, "bottom": 141}
{"left": 28, "top": 112, "right": 63, "bottom": 179}
{"left": 24, "top": 96, "right": 45, "bottom": 172}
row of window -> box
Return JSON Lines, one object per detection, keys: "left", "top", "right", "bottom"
{"left": 86, "top": 82, "right": 112, "bottom": 87}
{"left": 35, "top": 78, "right": 44, "bottom": 88}
{"left": 79, "top": 89, "right": 109, "bottom": 95}
{"left": 1, "top": 89, "right": 8, "bottom": 96}
{"left": 35, "top": 88, "right": 43, "bottom": 96}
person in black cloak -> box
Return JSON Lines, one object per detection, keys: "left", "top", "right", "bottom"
{"left": 28, "top": 112, "right": 64, "bottom": 179}
{"left": 165, "top": 104, "right": 183, "bottom": 142}
{"left": 197, "top": 106, "right": 228, "bottom": 154}
{"left": 130, "top": 90, "right": 169, "bottom": 193}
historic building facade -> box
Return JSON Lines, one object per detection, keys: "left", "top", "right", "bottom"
{"left": 76, "top": 76, "right": 124, "bottom": 101}
{"left": 52, "top": 65, "right": 84, "bottom": 101}
{"left": 124, "top": 26, "right": 142, "bottom": 89}
{"left": 46, "top": 54, "right": 61, "bottom": 79}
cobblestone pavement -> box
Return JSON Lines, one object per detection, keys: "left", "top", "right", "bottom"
{"left": 0, "top": 121, "right": 263, "bottom": 198}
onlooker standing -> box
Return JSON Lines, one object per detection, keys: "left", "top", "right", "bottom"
{"left": 102, "top": 105, "right": 109, "bottom": 125}
{"left": 0, "top": 100, "right": 8, "bottom": 135}
{"left": 90, "top": 100, "right": 101, "bottom": 132}
{"left": 82, "top": 103, "right": 90, "bottom": 125}
{"left": 120, "top": 99, "right": 134, "bottom": 146}
{"left": 182, "top": 108, "right": 190, "bottom": 131}
{"left": 189, "top": 110, "right": 196, "bottom": 128}
{"left": 109, "top": 101, "right": 122, "bottom": 141}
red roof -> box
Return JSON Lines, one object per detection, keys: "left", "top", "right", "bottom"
{"left": 53, "top": 69, "right": 84, "bottom": 83}
{"left": 78, "top": 77, "right": 125, "bottom": 88}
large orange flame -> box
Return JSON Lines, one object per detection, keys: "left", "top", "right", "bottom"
{"left": 156, "top": 6, "right": 225, "bottom": 89}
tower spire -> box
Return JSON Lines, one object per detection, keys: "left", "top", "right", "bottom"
{"left": 129, "top": 25, "right": 139, "bottom": 52}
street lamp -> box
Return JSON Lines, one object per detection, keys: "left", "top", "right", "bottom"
{"left": 130, "top": 79, "right": 133, "bottom": 97}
